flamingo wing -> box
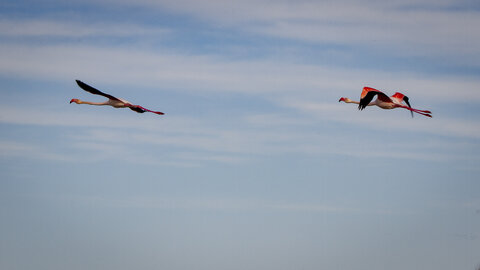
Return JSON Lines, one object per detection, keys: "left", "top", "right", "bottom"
{"left": 392, "top": 92, "right": 413, "bottom": 118}
{"left": 403, "top": 96, "right": 414, "bottom": 118}
{"left": 128, "top": 106, "right": 146, "bottom": 113}
{"left": 76, "top": 80, "right": 121, "bottom": 101}
{"left": 125, "top": 104, "right": 165, "bottom": 115}
{"left": 358, "top": 87, "right": 391, "bottom": 110}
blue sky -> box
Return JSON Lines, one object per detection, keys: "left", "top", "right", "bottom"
{"left": 1, "top": 0, "right": 479, "bottom": 269}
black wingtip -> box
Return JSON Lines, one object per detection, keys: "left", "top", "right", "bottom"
{"left": 75, "top": 80, "right": 93, "bottom": 92}
{"left": 129, "top": 106, "right": 146, "bottom": 113}
{"left": 75, "top": 80, "right": 84, "bottom": 87}
{"left": 404, "top": 96, "right": 414, "bottom": 118}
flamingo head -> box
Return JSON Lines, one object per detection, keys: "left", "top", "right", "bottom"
{"left": 338, "top": 97, "right": 350, "bottom": 103}
{"left": 70, "top": 98, "right": 80, "bottom": 104}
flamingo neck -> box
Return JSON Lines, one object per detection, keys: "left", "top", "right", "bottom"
{"left": 346, "top": 99, "right": 373, "bottom": 105}
{"left": 78, "top": 100, "right": 110, "bottom": 106}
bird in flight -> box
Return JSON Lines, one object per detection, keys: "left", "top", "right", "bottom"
{"left": 339, "top": 87, "right": 432, "bottom": 117}
{"left": 70, "top": 80, "right": 164, "bottom": 115}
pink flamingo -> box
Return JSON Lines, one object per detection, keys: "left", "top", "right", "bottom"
{"left": 339, "top": 87, "right": 432, "bottom": 117}
{"left": 70, "top": 80, "right": 164, "bottom": 115}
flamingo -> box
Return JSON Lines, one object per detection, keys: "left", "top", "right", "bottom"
{"left": 70, "top": 80, "right": 164, "bottom": 115}
{"left": 339, "top": 86, "right": 432, "bottom": 117}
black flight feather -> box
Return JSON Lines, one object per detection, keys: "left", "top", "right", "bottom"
{"left": 403, "top": 96, "right": 414, "bottom": 118}
{"left": 358, "top": 91, "right": 378, "bottom": 110}
{"left": 76, "top": 80, "right": 120, "bottom": 101}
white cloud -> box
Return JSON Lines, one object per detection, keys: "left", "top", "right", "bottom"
{"left": 3, "top": 0, "right": 479, "bottom": 65}
{"left": 1, "top": 103, "right": 478, "bottom": 166}
{"left": 0, "top": 19, "right": 169, "bottom": 38}
{"left": 96, "top": 0, "right": 480, "bottom": 61}
{"left": 287, "top": 100, "right": 480, "bottom": 139}
{"left": 1, "top": 2, "right": 479, "bottom": 166}
{"left": 0, "top": 43, "right": 479, "bottom": 103}
{"left": 0, "top": 140, "right": 74, "bottom": 162}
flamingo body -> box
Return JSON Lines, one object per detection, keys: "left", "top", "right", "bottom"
{"left": 339, "top": 87, "right": 432, "bottom": 117}
{"left": 70, "top": 80, "right": 164, "bottom": 115}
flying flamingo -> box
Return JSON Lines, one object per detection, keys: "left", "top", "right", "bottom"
{"left": 339, "top": 87, "right": 432, "bottom": 117}
{"left": 70, "top": 80, "right": 164, "bottom": 115}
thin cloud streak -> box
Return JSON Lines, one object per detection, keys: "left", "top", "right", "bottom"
{"left": 0, "top": 19, "right": 169, "bottom": 38}
{"left": 0, "top": 140, "right": 75, "bottom": 162}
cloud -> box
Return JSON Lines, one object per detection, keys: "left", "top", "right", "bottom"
{"left": 1, "top": 43, "right": 479, "bottom": 103}
{"left": 0, "top": 140, "right": 74, "bottom": 162}
{"left": 94, "top": 0, "right": 480, "bottom": 62}
{"left": 286, "top": 100, "right": 480, "bottom": 139}
{"left": 3, "top": 0, "right": 480, "bottom": 69}
{"left": 0, "top": 19, "right": 169, "bottom": 38}
{"left": 1, "top": 103, "right": 478, "bottom": 166}
{"left": 1, "top": 1, "right": 479, "bottom": 166}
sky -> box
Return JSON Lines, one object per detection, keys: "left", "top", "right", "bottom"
{"left": 1, "top": 0, "right": 479, "bottom": 269}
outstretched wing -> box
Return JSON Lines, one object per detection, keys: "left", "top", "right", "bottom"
{"left": 76, "top": 80, "right": 121, "bottom": 101}
{"left": 358, "top": 87, "right": 391, "bottom": 110}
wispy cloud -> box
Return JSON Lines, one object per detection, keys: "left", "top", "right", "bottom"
{"left": 1, "top": 2, "right": 478, "bottom": 269}
{"left": 286, "top": 100, "right": 480, "bottom": 139}
{"left": 1, "top": 43, "right": 479, "bottom": 103}
{"left": 0, "top": 19, "right": 169, "bottom": 38}
{"left": 1, "top": 104, "right": 478, "bottom": 166}
{"left": 0, "top": 140, "right": 74, "bottom": 162}
{"left": 1, "top": 0, "right": 479, "bottom": 166}
{"left": 99, "top": 0, "right": 480, "bottom": 61}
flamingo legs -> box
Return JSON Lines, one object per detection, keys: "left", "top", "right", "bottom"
{"left": 397, "top": 105, "right": 432, "bottom": 117}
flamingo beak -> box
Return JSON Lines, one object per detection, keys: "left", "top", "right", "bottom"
{"left": 70, "top": 99, "right": 77, "bottom": 104}
{"left": 339, "top": 97, "right": 345, "bottom": 102}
